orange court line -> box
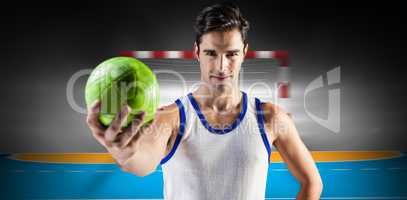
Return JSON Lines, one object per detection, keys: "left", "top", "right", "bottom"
{"left": 270, "top": 151, "right": 402, "bottom": 162}
{"left": 7, "top": 151, "right": 402, "bottom": 164}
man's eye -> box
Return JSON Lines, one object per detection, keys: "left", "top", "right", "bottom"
{"left": 205, "top": 52, "right": 217, "bottom": 56}
{"left": 227, "top": 52, "right": 238, "bottom": 57}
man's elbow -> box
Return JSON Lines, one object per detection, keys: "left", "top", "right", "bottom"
{"left": 120, "top": 156, "right": 158, "bottom": 177}
{"left": 302, "top": 177, "right": 323, "bottom": 195}
{"left": 131, "top": 169, "right": 155, "bottom": 177}
{"left": 121, "top": 165, "right": 155, "bottom": 177}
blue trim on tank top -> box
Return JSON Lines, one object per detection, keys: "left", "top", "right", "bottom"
{"left": 187, "top": 91, "right": 248, "bottom": 135}
{"left": 160, "top": 98, "right": 186, "bottom": 165}
{"left": 255, "top": 97, "right": 272, "bottom": 164}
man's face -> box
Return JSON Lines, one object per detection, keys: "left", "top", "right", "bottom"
{"left": 194, "top": 28, "right": 248, "bottom": 91}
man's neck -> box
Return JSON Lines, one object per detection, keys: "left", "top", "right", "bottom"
{"left": 193, "top": 85, "right": 242, "bottom": 114}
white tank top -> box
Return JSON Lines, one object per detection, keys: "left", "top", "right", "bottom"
{"left": 160, "top": 91, "right": 272, "bottom": 200}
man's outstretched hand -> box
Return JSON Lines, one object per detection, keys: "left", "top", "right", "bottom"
{"left": 86, "top": 100, "right": 145, "bottom": 167}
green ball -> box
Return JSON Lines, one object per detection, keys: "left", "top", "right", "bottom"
{"left": 85, "top": 57, "right": 160, "bottom": 127}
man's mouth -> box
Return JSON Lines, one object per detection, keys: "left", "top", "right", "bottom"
{"left": 210, "top": 75, "right": 232, "bottom": 81}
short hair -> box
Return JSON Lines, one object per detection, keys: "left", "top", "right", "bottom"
{"left": 194, "top": 2, "right": 250, "bottom": 48}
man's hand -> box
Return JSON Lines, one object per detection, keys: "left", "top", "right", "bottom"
{"left": 86, "top": 100, "right": 145, "bottom": 167}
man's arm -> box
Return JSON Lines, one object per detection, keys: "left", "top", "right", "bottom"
{"left": 263, "top": 103, "right": 323, "bottom": 200}
{"left": 86, "top": 100, "right": 178, "bottom": 177}
{"left": 121, "top": 103, "right": 179, "bottom": 176}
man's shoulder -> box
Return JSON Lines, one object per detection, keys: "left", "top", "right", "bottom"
{"left": 156, "top": 103, "right": 179, "bottom": 121}
{"left": 259, "top": 101, "right": 293, "bottom": 138}
{"left": 259, "top": 101, "right": 289, "bottom": 121}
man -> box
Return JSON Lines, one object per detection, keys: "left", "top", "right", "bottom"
{"left": 86, "top": 2, "right": 323, "bottom": 200}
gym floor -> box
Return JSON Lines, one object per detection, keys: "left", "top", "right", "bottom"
{"left": 1, "top": 151, "right": 406, "bottom": 200}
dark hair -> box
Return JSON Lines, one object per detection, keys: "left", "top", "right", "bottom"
{"left": 194, "top": 2, "right": 250, "bottom": 47}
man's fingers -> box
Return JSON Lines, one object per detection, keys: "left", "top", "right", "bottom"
{"left": 118, "top": 112, "right": 145, "bottom": 148}
{"left": 92, "top": 131, "right": 107, "bottom": 148}
{"left": 105, "top": 105, "right": 130, "bottom": 145}
{"left": 86, "top": 100, "right": 104, "bottom": 129}
{"left": 86, "top": 100, "right": 107, "bottom": 147}
{"left": 86, "top": 100, "right": 104, "bottom": 132}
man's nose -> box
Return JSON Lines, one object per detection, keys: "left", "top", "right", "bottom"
{"left": 218, "top": 54, "right": 229, "bottom": 72}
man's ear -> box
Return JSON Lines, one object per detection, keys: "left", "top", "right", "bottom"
{"left": 243, "top": 43, "right": 249, "bottom": 56}
{"left": 193, "top": 42, "right": 200, "bottom": 62}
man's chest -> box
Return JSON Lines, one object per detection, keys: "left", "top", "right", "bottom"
{"left": 174, "top": 126, "right": 269, "bottom": 170}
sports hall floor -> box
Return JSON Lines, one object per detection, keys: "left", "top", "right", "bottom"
{"left": 1, "top": 151, "right": 406, "bottom": 200}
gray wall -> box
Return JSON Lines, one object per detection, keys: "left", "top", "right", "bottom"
{"left": 1, "top": 0, "right": 405, "bottom": 153}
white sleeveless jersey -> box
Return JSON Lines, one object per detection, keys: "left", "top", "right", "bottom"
{"left": 160, "top": 91, "right": 272, "bottom": 200}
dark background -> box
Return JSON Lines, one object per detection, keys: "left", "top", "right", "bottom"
{"left": 1, "top": 0, "right": 406, "bottom": 152}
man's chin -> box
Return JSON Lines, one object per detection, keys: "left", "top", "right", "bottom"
{"left": 212, "top": 81, "right": 235, "bottom": 91}
{"left": 211, "top": 79, "right": 231, "bottom": 85}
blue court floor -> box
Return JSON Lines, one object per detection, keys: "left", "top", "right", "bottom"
{"left": 1, "top": 152, "right": 406, "bottom": 200}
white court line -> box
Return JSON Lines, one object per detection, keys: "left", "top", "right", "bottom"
{"left": 37, "top": 170, "right": 56, "bottom": 173}
{"left": 388, "top": 167, "right": 402, "bottom": 170}
{"left": 272, "top": 169, "right": 288, "bottom": 171}
{"left": 29, "top": 197, "right": 407, "bottom": 200}
{"left": 266, "top": 197, "right": 407, "bottom": 199}
{"left": 10, "top": 167, "right": 405, "bottom": 174}
{"left": 95, "top": 170, "right": 115, "bottom": 173}
{"left": 331, "top": 168, "right": 352, "bottom": 171}
{"left": 360, "top": 168, "right": 379, "bottom": 171}
{"left": 63, "top": 170, "right": 84, "bottom": 173}
{"left": 11, "top": 169, "right": 27, "bottom": 172}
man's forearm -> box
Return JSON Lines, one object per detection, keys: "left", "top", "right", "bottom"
{"left": 296, "top": 182, "right": 323, "bottom": 200}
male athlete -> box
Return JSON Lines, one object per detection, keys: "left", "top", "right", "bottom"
{"left": 86, "top": 3, "right": 323, "bottom": 200}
